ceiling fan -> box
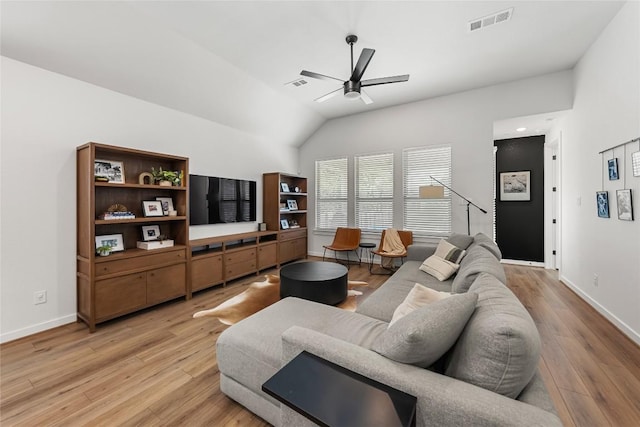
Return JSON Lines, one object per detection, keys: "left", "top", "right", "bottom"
{"left": 301, "top": 35, "right": 409, "bottom": 105}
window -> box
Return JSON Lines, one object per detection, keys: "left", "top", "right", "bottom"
{"left": 315, "top": 158, "right": 348, "bottom": 229}
{"left": 403, "top": 146, "right": 452, "bottom": 235}
{"left": 355, "top": 153, "right": 394, "bottom": 230}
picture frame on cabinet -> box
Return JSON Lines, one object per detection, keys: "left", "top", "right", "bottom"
{"left": 596, "top": 191, "right": 609, "bottom": 218}
{"left": 95, "top": 233, "right": 124, "bottom": 252}
{"left": 616, "top": 189, "right": 634, "bottom": 221}
{"left": 287, "top": 199, "right": 298, "bottom": 210}
{"left": 280, "top": 182, "right": 290, "bottom": 193}
{"left": 141, "top": 225, "right": 161, "bottom": 241}
{"left": 142, "top": 200, "right": 164, "bottom": 217}
{"left": 155, "top": 197, "right": 174, "bottom": 215}
{"left": 94, "top": 159, "right": 125, "bottom": 184}
{"left": 608, "top": 158, "right": 619, "bottom": 180}
{"left": 280, "top": 219, "right": 289, "bottom": 229}
{"left": 500, "top": 171, "right": 530, "bottom": 201}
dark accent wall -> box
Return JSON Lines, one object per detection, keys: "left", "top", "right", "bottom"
{"left": 494, "top": 136, "right": 545, "bottom": 262}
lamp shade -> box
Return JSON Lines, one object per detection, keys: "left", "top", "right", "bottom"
{"left": 419, "top": 185, "right": 445, "bottom": 199}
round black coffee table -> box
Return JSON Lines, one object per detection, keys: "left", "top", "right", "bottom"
{"left": 280, "top": 261, "right": 348, "bottom": 305}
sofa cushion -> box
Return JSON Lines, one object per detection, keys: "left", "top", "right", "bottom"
{"left": 434, "top": 239, "right": 466, "bottom": 264}
{"left": 390, "top": 283, "right": 452, "bottom": 325}
{"left": 445, "top": 273, "right": 541, "bottom": 398}
{"left": 471, "top": 232, "right": 502, "bottom": 260}
{"left": 452, "top": 246, "right": 506, "bottom": 293}
{"left": 371, "top": 292, "right": 478, "bottom": 368}
{"left": 447, "top": 233, "right": 474, "bottom": 250}
{"left": 419, "top": 255, "right": 459, "bottom": 281}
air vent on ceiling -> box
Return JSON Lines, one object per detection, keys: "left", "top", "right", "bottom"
{"left": 284, "top": 78, "right": 309, "bottom": 88}
{"left": 468, "top": 8, "right": 513, "bottom": 32}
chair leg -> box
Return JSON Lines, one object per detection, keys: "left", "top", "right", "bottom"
{"left": 323, "top": 248, "right": 328, "bottom": 262}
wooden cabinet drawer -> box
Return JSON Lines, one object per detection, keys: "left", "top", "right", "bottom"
{"left": 224, "top": 248, "right": 256, "bottom": 265}
{"left": 96, "top": 249, "right": 186, "bottom": 277}
{"left": 95, "top": 272, "right": 147, "bottom": 320}
{"left": 191, "top": 255, "right": 223, "bottom": 291}
{"left": 258, "top": 243, "right": 278, "bottom": 269}
{"left": 226, "top": 259, "right": 256, "bottom": 280}
{"left": 279, "top": 229, "right": 306, "bottom": 241}
{"left": 279, "top": 237, "right": 307, "bottom": 263}
{"left": 147, "top": 263, "right": 186, "bottom": 305}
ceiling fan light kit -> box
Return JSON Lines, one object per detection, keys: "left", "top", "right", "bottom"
{"left": 301, "top": 34, "right": 409, "bottom": 105}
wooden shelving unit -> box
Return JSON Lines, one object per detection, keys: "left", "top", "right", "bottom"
{"left": 189, "top": 231, "right": 279, "bottom": 292}
{"left": 263, "top": 172, "right": 308, "bottom": 264}
{"left": 76, "top": 142, "right": 189, "bottom": 331}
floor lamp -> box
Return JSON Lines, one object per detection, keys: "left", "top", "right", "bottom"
{"left": 419, "top": 176, "right": 487, "bottom": 235}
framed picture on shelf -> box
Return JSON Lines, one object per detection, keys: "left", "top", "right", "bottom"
{"left": 155, "top": 197, "right": 174, "bottom": 215}
{"left": 596, "top": 191, "right": 609, "bottom": 218}
{"left": 142, "top": 200, "right": 164, "bottom": 217}
{"left": 94, "top": 159, "right": 125, "bottom": 184}
{"left": 280, "top": 219, "right": 289, "bottom": 229}
{"left": 632, "top": 151, "right": 640, "bottom": 177}
{"left": 95, "top": 233, "right": 125, "bottom": 252}
{"left": 500, "top": 171, "right": 530, "bottom": 201}
{"left": 287, "top": 199, "right": 298, "bottom": 210}
{"left": 616, "top": 189, "right": 634, "bottom": 221}
{"left": 141, "top": 225, "right": 161, "bottom": 241}
{"left": 280, "top": 182, "right": 290, "bottom": 193}
{"left": 608, "top": 158, "right": 619, "bottom": 180}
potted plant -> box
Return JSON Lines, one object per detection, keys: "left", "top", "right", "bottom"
{"left": 96, "top": 245, "right": 112, "bottom": 257}
{"left": 151, "top": 167, "right": 183, "bottom": 187}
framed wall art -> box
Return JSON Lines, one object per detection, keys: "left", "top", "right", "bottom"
{"left": 95, "top": 233, "right": 125, "bottom": 252}
{"left": 632, "top": 151, "right": 640, "bottom": 177}
{"left": 94, "top": 159, "right": 125, "bottom": 184}
{"left": 155, "top": 197, "right": 174, "bottom": 215}
{"left": 287, "top": 199, "right": 298, "bottom": 210}
{"left": 280, "top": 182, "right": 290, "bottom": 192}
{"left": 596, "top": 191, "right": 609, "bottom": 218}
{"left": 280, "top": 219, "right": 289, "bottom": 229}
{"left": 500, "top": 171, "right": 531, "bottom": 201}
{"left": 608, "top": 158, "right": 619, "bottom": 180}
{"left": 616, "top": 189, "right": 634, "bottom": 221}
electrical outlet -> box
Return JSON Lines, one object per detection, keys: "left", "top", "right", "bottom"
{"left": 34, "top": 290, "right": 47, "bottom": 305}
{"left": 593, "top": 274, "right": 599, "bottom": 287}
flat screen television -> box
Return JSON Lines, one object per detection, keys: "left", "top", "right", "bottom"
{"left": 189, "top": 174, "right": 257, "bottom": 225}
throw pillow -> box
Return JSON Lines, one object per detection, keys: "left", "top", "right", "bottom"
{"left": 371, "top": 292, "right": 478, "bottom": 368}
{"left": 434, "top": 239, "right": 466, "bottom": 264}
{"left": 390, "top": 283, "right": 452, "bottom": 325}
{"left": 446, "top": 233, "right": 474, "bottom": 250}
{"left": 419, "top": 255, "right": 459, "bottom": 281}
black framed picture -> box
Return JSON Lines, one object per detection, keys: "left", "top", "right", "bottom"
{"left": 616, "top": 189, "right": 634, "bottom": 221}
{"left": 142, "top": 200, "right": 164, "bottom": 217}
{"left": 280, "top": 219, "right": 289, "bottom": 229}
{"left": 608, "top": 158, "right": 619, "bottom": 180}
{"left": 280, "top": 182, "right": 290, "bottom": 192}
{"left": 596, "top": 191, "right": 609, "bottom": 218}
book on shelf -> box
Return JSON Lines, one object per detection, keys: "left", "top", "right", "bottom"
{"left": 99, "top": 212, "right": 136, "bottom": 220}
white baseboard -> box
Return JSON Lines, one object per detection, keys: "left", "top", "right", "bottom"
{"left": 0, "top": 314, "right": 77, "bottom": 344}
{"left": 501, "top": 259, "right": 545, "bottom": 268}
{"left": 560, "top": 274, "right": 640, "bottom": 346}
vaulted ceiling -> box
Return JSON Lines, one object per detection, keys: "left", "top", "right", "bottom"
{"left": 1, "top": 1, "right": 624, "bottom": 146}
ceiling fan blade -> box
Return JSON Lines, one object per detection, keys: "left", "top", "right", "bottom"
{"left": 314, "top": 87, "right": 343, "bottom": 103}
{"left": 361, "top": 74, "right": 410, "bottom": 87}
{"left": 350, "top": 48, "right": 375, "bottom": 82}
{"left": 301, "top": 70, "right": 344, "bottom": 83}
{"left": 360, "top": 90, "right": 373, "bottom": 105}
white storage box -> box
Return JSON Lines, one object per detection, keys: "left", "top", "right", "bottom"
{"left": 137, "top": 239, "right": 174, "bottom": 250}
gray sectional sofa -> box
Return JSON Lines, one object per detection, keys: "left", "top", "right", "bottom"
{"left": 216, "top": 233, "right": 561, "bottom": 426}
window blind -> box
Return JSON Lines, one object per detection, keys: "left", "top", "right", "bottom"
{"left": 403, "top": 146, "right": 452, "bottom": 235}
{"left": 355, "top": 153, "right": 394, "bottom": 231}
{"left": 315, "top": 158, "right": 348, "bottom": 229}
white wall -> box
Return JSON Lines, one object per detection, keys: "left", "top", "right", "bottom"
{"left": 300, "top": 71, "right": 574, "bottom": 255}
{"left": 554, "top": 1, "right": 640, "bottom": 343}
{"left": 0, "top": 57, "right": 299, "bottom": 342}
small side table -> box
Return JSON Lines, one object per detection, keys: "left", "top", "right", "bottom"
{"left": 359, "top": 243, "right": 376, "bottom": 272}
{"left": 262, "top": 351, "right": 416, "bottom": 427}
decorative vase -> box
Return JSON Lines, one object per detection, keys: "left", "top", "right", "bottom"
{"left": 159, "top": 180, "right": 172, "bottom": 187}
{"left": 98, "top": 250, "right": 111, "bottom": 257}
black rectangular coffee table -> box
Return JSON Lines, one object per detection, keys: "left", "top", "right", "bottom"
{"left": 262, "top": 351, "right": 416, "bottom": 427}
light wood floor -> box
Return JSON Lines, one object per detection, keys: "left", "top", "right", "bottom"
{"left": 1, "top": 260, "right": 639, "bottom": 426}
